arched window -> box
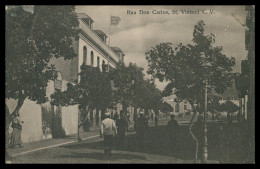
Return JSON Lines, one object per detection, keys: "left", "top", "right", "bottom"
{"left": 175, "top": 103, "right": 180, "bottom": 112}
{"left": 97, "top": 57, "right": 100, "bottom": 68}
{"left": 83, "top": 46, "right": 87, "bottom": 65}
{"left": 91, "top": 51, "right": 94, "bottom": 66}
{"left": 184, "top": 104, "right": 187, "bottom": 111}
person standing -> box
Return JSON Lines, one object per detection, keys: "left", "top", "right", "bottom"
{"left": 217, "top": 124, "right": 228, "bottom": 163}
{"left": 5, "top": 105, "right": 11, "bottom": 161}
{"left": 136, "top": 112, "right": 146, "bottom": 150}
{"left": 166, "top": 114, "right": 180, "bottom": 153}
{"left": 116, "top": 113, "right": 127, "bottom": 148}
{"left": 100, "top": 112, "right": 117, "bottom": 156}
{"left": 151, "top": 112, "right": 154, "bottom": 120}
{"left": 113, "top": 111, "right": 119, "bottom": 122}
{"left": 10, "top": 113, "right": 24, "bottom": 148}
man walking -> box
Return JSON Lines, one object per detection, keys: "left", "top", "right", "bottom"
{"left": 166, "top": 114, "right": 180, "bottom": 153}
{"left": 100, "top": 112, "right": 117, "bottom": 156}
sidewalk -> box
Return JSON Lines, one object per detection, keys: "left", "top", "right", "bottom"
{"left": 7, "top": 125, "right": 137, "bottom": 158}
{"left": 6, "top": 128, "right": 101, "bottom": 157}
{"left": 6, "top": 118, "right": 164, "bottom": 158}
{"left": 6, "top": 118, "right": 222, "bottom": 164}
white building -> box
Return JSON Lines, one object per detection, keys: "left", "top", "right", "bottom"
{"left": 50, "top": 13, "right": 125, "bottom": 85}
{"left": 6, "top": 11, "right": 125, "bottom": 144}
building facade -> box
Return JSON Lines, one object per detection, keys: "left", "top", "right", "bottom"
{"left": 50, "top": 13, "right": 125, "bottom": 85}
{"left": 6, "top": 11, "right": 126, "bottom": 144}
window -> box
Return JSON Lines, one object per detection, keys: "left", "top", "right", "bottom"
{"left": 184, "top": 104, "right": 187, "bottom": 111}
{"left": 102, "top": 60, "right": 105, "bottom": 72}
{"left": 83, "top": 46, "right": 87, "bottom": 65}
{"left": 97, "top": 57, "right": 100, "bottom": 68}
{"left": 175, "top": 103, "right": 180, "bottom": 112}
{"left": 91, "top": 51, "right": 94, "bottom": 66}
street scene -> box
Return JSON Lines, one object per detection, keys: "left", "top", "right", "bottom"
{"left": 5, "top": 5, "right": 255, "bottom": 164}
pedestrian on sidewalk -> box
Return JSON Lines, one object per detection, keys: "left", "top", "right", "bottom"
{"left": 116, "top": 112, "right": 127, "bottom": 148}
{"left": 100, "top": 112, "right": 117, "bottom": 156}
{"left": 10, "top": 113, "right": 24, "bottom": 148}
{"left": 217, "top": 124, "right": 228, "bottom": 163}
{"left": 166, "top": 114, "right": 180, "bottom": 153}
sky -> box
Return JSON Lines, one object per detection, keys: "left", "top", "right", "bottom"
{"left": 76, "top": 5, "right": 248, "bottom": 91}
{"left": 19, "top": 5, "right": 248, "bottom": 91}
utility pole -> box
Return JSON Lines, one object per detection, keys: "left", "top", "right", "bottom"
{"left": 202, "top": 78, "right": 208, "bottom": 163}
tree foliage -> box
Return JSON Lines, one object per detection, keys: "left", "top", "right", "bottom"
{"left": 145, "top": 20, "right": 236, "bottom": 106}
{"left": 51, "top": 64, "right": 113, "bottom": 110}
{"left": 145, "top": 20, "right": 236, "bottom": 162}
{"left": 109, "top": 63, "right": 145, "bottom": 110}
{"left": 6, "top": 6, "right": 79, "bottom": 118}
{"left": 219, "top": 100, "right": 240, "bottom": 114}
{"left": 159, "top": 101, "right": 173, "bottom": 113}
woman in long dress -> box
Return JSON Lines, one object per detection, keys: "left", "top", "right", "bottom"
{"left": 10, "top": 114, "right": 24, "bottom": 148}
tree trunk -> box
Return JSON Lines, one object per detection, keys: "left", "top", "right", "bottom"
{"left": 96, "top": 107, "right": 100, "bottom": 127}
{"left": 189, "top": 104, "right": 199, "bottom": 163}
{"left": 155, "top": 109, "right": 159, "bottom": 127}
{"left": 122, "top": 103, "right": 127, "bottom": 117}
{"left": 89, "top": 108, "right": 94, "bottom": 129}
{"left": 10, "top": 94, "right": 26, "bottom": 120}
{"left": 134, "top": 107, "right": 137, "bottom": 131}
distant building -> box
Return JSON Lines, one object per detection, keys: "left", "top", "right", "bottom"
{"left": 163, "top": 96, "right": 192, "bottom": 115}
{"left": 209, "top": 73, "right": 240, "bottom": 116}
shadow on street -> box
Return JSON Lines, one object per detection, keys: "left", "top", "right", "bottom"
{"left": 58, "top": 122, "right": 246, "bottom": 163}
{"left": 55, "top": 152, "right": 146, "bottom": 161}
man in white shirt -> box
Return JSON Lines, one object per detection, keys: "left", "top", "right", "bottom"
{"left": 100, "top": 112, "right": 117, "bottom": 155}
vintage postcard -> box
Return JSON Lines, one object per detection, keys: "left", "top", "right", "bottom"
{"left": 5, "top": 5, "right": 255, "bottom": 164}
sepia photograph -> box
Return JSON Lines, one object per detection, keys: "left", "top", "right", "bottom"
{"left": 5, "top": 5, "right": 255, "bottom": 164}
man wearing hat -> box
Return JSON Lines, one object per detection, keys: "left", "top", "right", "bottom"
{"left": 100, "top": 111, "right": 117, "bottom": 156}
{"left": 166, "top": 114, "right": 179, "bottom": 153}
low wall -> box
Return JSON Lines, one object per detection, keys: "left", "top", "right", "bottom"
{"left": 6, "top": 98, "right": 43, "bottom": 144}
{"left": 62, "top": 105, "right": 79, "bottom": 136}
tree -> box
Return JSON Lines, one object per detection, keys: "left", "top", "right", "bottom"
{"left": 135, "top": 79, "right": 162, "bottom": 126}
{"left": 219, "top": 100, "right": 239, "bottom": 115}
{"left": 51, "top": 64, "right": 113, "bottom": 124}
{"left": 109, "top": 62, "right": 144, "bottom": 116}
{"left": 159, "top": 101, "right": 173, "bottom": 113}
{"left": 208, "top": 95, "right": 222, "bottom": 122}
{"left": 6, "top": 6, "right": 79, "bottom": 123}
{"left": 145, "top": 20, "right": 236, "bottom": 162}
{"left": 159, "top": 101, "right": 173, "bottom": 118}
